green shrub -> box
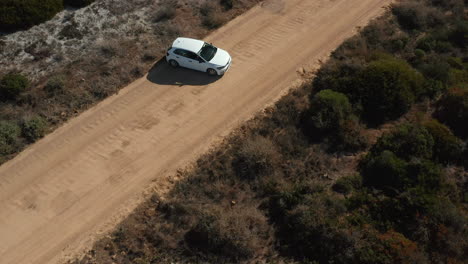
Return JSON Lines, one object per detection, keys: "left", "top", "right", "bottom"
{"left": 423, "top": 120, "right": 463, "bottom": 165}
{"left": 406, "top": 160, "right": 442, "bottom": 193}
{"left": 357, "top": 58, "right": 424, "bottom": 124}
{"left": 314, "top": 57, "right": 425, "bottom": 125}
{"left": 449, "top": 20, "right": 468, "bottom": 48}
{"left": 0, "top": 121, "right": 20, "bottom": 156}
{"left": 0, "top": 73, "right": 29, "bottom": 101}
{"left": 371, "top": 124, "right": 434, "bottom": 161}
{"left": 332, "top": 174, "right": 362, "bottom": 195}
{"left": 0, "top": 0, "right": 63, "bottom": 31}
{"left": 434, "top": 88, "right": 468, "bottom": 139}
{"left": 414, "top": 49, "right": 426, "bottom": 59}
{"left": 63, "top": 0, "right": 95, "bottom": 8}
{"left": 21, "top": 116, "right": 47, "bottom": 143}
{"left": 392, "top": 2, "right": 428, "bottom": 31}
{"left": 419, "top": 61, "right": 451, "bottom": 84}
{"left": 362, "top": 150, "right": 409, "bottom": 194}
{"left": 45, "top": 75, "right": 65, "bottom": 96}
{"left": 305, "top": 89, "right": 353, "bottom": 137}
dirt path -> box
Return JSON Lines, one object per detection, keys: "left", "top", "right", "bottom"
{"left": 0, "top": 0, "right": 391, "bottom": 263}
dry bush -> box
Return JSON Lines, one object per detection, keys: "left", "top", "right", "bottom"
{"left": 200, "top": 1, "right": 226, "bottom": 29}
{"left": 153, "top": 6, "right": 176, "bottom": 22}
{"left": 185, "top": 206, "right": 272, "bottom": 262}
{"left": 233, "top": 135, "right": 280, "bottom": 180}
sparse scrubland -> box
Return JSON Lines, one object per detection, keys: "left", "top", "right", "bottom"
{"left": 73, "top": 0, "right": 467, "bottom": 263}
{"left": 0, "top": 0, "right": 260, "bottom": 164}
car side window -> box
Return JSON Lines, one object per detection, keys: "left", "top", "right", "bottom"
{"left": 173, "top": 49, "right": 186, "bottom": 56}
{"left": 185, "top": 51, "right": 199, "bottom": 60}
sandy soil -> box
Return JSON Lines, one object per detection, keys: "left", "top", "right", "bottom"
{"left": 0, "top": 0, "right": 391, "bottom": 263}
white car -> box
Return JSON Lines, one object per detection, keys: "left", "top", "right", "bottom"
{"left": 166, "top": 37, "right": 232, "bottom": 76}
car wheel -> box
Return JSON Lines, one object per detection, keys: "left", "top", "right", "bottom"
{"left": 207, "top": 68, "right": 217, "bottom": 76}
{"left": 169, "top": 59, "right": 179, "bottom": 68}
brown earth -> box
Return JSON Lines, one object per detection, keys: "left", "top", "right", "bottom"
{"left": 0, "top": 0, "right": 391, "bottom": 263}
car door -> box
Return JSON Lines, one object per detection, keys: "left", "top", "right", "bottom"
{"left": 172, "top": 49, "right": 191, "bottom": 68}
{"left": 192, "top": 54, "right": 208, "bottom": 72}
{"left": 184, "top": 51, "right": 206, "bottom": 72}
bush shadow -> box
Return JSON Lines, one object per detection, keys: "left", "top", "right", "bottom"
{"left": 147, "top": 59, "right": 222, "bottom": 86}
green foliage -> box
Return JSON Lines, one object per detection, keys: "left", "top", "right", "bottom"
{"left": 435, "top": 88, "right": 468, "bottom": 139}
{"left": 423, "top": 120, "right": 463, "bottom": 164}
{"left": 358, "top": 58, "right": 424, "bottom": 124}
{"left": 306, "top": 89, "right": 353, "bottom": 135}
{"left": 392, "top": 1, "right": 433, "bottom": 31}
{"left": 45, "top": 75, "right": 66, "bottom": 96}
{"left": 332, "top": 174, "right": 362, "bottom": 195}
{"left": 314, "top": 57, "right": 425, "bottom": 125}
{"left": 362, "top": 150, "right": 409, "bottom": 194}
{"left": 0, "top": 121, "right": 20, "bottom": 156}
{"left": 304, "top": 89, "right": 367, "bottom": 151}
{"left": 0, "top": 0, "right": 63, "bottom": 31}
{"left": 21, "top": 116, "right": 47, "bottom": 143}
{"left": 361, "top": 124, "right": 444, "bottom": 195}
{"left": 0, "top": 73, "right": 29, "bottom": 101}
{"left": 63, "top": 0, "right": 95, "bottom": 8}
{"left": 371, "top": 124, "right": 434, "bottom": 161}
{"left": 449, "top": 20, "right": 468, "bottom": 48}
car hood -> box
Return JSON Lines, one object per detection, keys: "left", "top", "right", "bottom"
{"left": 209, "top": 48, "right": 230, "bottom": 66}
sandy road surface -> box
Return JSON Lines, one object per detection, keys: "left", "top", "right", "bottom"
{"left": 0, "top": 0, "right": 391, "bottom": 263}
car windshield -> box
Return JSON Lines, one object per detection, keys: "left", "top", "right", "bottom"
{"left": 198, "top": 42, "right": 217, "bottom": 61}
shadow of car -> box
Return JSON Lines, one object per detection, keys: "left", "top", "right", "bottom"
{"left": 146, "top": 59, "right": 222, "bottom": 86}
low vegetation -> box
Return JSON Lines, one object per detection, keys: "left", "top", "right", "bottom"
{"left": 73, "top": 1, "right": 467, "bottom": 263}
{"left": 0, "top": 0, "right": 96, "bottom": 32}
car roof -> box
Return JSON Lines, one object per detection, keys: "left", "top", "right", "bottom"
{"left": 171, "top": 37, "right": 205, "bottom": 53}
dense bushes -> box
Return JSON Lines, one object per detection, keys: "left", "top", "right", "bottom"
{"left": 0, "top": 0, "right": 95, "bottom": 31}
{"left": 355, "top": 58, "right": 424, "bottom": 124}
{"left": 360, "top": 123, "right": 462, "bottom": 194}
{"left": 423, "top": 120, "right": 463, "bottom": 164}
{"left": 0, "top": 0, "right": 63, "bottom": 31}
{"left": 0, "top": 121, "right": 21, "bottom": 156}
{"left": 434, "top": 88, "right": 468, "bottom": 139}
{"left": 306, "top": 89, "right": 353, "bottom": 136}
{"left": 304, "top": 89, "right": 367, "bottom": 151}
{"left": 0, "top": 73, "right": 29, "bottom": 101}
{"left": 64, "top": 0, "right": 95, "bottom": 8}
{"left": 314, "top": 57, "right": 425, "bottom": 125}
{"left": 21, "top": 116, "right": 47, "bottom": 143}
{"left": 370, "top": 124, "right": 434, "bottom": 160}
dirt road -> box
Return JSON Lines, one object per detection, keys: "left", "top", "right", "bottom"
{"left": 0, "top": 0, "right": 391, "bottom": 263}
